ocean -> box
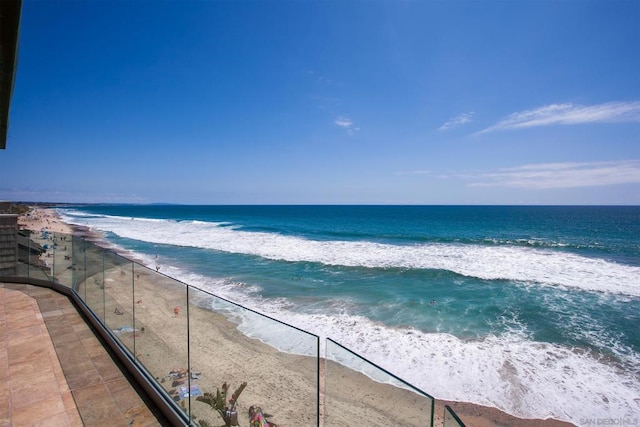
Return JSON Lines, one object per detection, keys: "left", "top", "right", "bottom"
{"left": 59, "top": 205, "right": 640, "bottom": 425}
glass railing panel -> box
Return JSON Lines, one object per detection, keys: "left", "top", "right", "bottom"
{"left": 14, "top": 230, "right": 47, "bottom": 280}
{"left": 51, "top": 232, "right": 73, "bottom": 287}
{"left": 27, "top": 227, "right": 51, "bottom": 249}
{"left": 102, "top": 251, "right": 135, "bottom": 354}
{"left": 129, "top": 263, "right": 189, "bottom": 416}
{"left": 324, "top": 338, "right": 434, "bottom": 427}
{"left": 443, "top": 405, "right": 466, "bottom": 427}
{"left": 188, "top": 287, "right": 319, "bottom": 427}
{"left": 49, "top": 234, "right": 60, "bottom": 282}
{"left": 81, "top": 243, "right": 106, "bottom": 322}
{"left": 15, "top": 230, "right": 30, "bottom": 277}
{"left": 83, "top": 240, "right": 107, "bottom": 284}
{"left": 15, "top": 261, "right": 30, "bottom": 277}
{"left": 72, "top": 236, "right": 86, "bottom": 294}
{"left": 26, "top": 228, "right": 54, "bottom": 281}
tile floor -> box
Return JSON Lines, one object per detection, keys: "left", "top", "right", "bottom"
{"left": 0, "top": 283, "right": 170, "bottom": 426}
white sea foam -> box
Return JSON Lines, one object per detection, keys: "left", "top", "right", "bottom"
{"left": 61, "top": 213, "right": 640, "bottom": 297}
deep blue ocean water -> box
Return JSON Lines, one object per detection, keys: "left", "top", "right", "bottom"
{"left": 59, "top": 205, "right": 640, "bottom": 425}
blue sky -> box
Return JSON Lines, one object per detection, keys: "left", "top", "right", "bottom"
{"left": 1, "top": 0, "right": 639, "bottom": 205}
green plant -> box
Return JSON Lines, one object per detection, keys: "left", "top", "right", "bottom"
{"left": 197, "top": 382, "right": 247, "bottom": 427}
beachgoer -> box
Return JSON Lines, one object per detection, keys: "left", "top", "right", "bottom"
{"left": 174, "top": 306, "right": 179, "bottom": 317}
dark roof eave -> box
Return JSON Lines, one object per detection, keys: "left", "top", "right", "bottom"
{"left": 0, "top": 0, "right": 22, "bottom": 149}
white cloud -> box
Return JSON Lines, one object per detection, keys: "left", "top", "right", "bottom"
{"left": 467, "top": 160, "right": 640, "bottom": 189}
{"left": 480, "top": 101, "right": 640, "bottom": 133}
{"left": 335, "top": 116, "right": 360, "bottom": 135}
{"left": 439, "top": 112, "right": 474, "bottom": 131}
{"left": 335, "top": 117, "right": 353, "bottom": 128}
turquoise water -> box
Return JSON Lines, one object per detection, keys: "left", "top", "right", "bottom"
{"left": 60, "top": 205, "right": 640, "bottom": 424}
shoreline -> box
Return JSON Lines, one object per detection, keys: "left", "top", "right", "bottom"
{"left": 18, "top": 206, "right": 576, "bottom": 427}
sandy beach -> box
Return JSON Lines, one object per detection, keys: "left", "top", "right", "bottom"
{"left": 18, "top": 206, "right": 73, "bottom": 234}
{"left": 18, "top": 206, "right": 575, "bottom": 427}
